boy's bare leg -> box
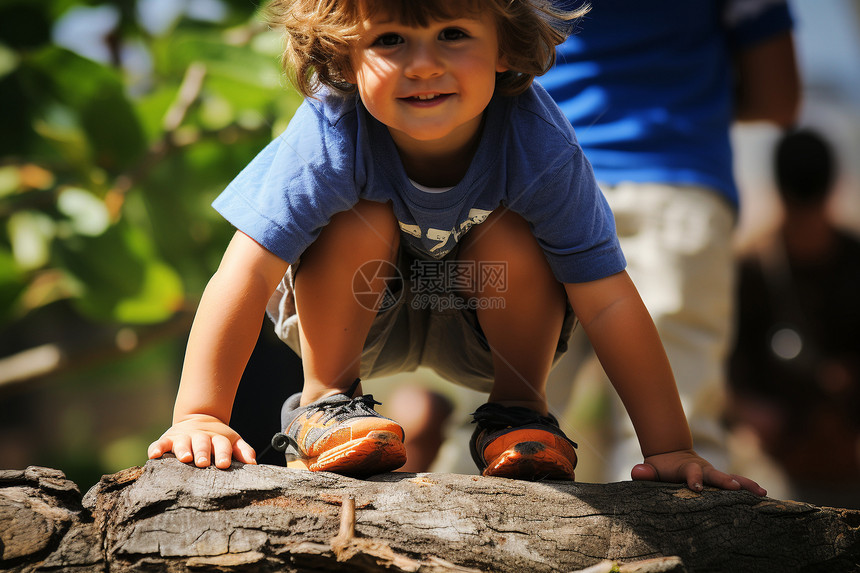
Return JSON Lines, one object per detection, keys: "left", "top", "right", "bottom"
{"left": 294, "top": 199, "right": 400, "bottom": 404}
{"left": 458, "top": 209, "right": 576, "bottom": 479}
{"left": 279, "top": 200, "right": 406, "bottom": 475}
{"left": 458, "top": 208, "right": 566, "bottom": 415}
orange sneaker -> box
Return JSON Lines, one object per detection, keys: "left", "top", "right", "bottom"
{"left": 272, "top": 379, "right": 406, "bottom": 477}
{"left": 469, "top": 403, "right": 578, "bottom": 481}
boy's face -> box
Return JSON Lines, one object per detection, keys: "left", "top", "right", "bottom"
{"left": 348, "top": 8, "right": 507, "bottom": 156}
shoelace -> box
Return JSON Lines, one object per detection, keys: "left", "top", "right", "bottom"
{"left": 305, "top": 378, "right": 381, "bottom": 423}
{"left": 313, "top": 394, "right": 383, "bottom": 424}
{"left": 271, "top": 378, "right": 381, "bottom": 454}
{"left": 470, "top": 403, "right": 578, "bottom": 449}
{"left": 471, "top": 403, "right": 558, "bottom": 431}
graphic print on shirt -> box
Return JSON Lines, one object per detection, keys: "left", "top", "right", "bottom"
{"left": 398, "top": 207, "right": 494, "bottom": 258}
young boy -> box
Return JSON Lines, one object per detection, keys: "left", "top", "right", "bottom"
{"left": 148, "top": 0, "right": 765, "bottom": 495}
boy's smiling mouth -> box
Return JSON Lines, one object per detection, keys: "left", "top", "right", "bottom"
{"left": 401, "top": 93, "right": 453, "bottom": 106}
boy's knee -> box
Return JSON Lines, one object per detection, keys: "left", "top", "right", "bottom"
{"left": 459, "top": 208, "right": 555, "bottom": 289}
{"left": 337, "top": 200, "right": 398, "bottom": 237}
{"left": 310, "top": 200, "right": 400, "bottom": 259}
{"left": 462, "top": 209, "right": 537, "bottom": 258}
{"left": 353, "top": 198, "right": 398, "bottom": 222}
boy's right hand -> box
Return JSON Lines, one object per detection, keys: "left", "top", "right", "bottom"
{"left": 147, "top": 414, "right": 257, "bottom": 469}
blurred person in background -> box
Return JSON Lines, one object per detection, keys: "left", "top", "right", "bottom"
{"left": 729, "top": 128, "right": 860, "bottom": 509}
{"left": 535, "top": 0, "right": 801, "bottom": 482}
{"left": 386, "top": 1, "right": 801, "bottom": 480}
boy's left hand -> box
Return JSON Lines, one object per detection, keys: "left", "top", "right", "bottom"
{"left": 631, "top": 449, "right": 767, "bottom": 496}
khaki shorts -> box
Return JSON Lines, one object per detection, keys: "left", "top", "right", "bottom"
{"left": 267, "top": 244, "right": 577, "bottom": 393}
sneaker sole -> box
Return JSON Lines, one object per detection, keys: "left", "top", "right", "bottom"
{"left": 483, "top": 441, "right": 576, "bottom": 481}
{"left": 288, "top": 430, "right": 406, "bottom": 476}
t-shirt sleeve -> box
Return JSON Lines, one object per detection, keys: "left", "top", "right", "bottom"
{"left": 212, "top": 99, "right": 361, "bottom": 263}
{"left": 723, "top": 0, "right": 794, "bottom": 50}
{"left": 515, "top": 146, "right": 626, "bottom": 284}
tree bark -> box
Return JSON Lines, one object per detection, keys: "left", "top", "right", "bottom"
{"left": 1, "top": 457, "right": 858, "bottom": 572}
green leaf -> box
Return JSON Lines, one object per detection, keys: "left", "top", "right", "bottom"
{"left": 54, "top": 224, "right": 145, "bottom": 298}
{"left": 57, "top": 187, "right": 110, "bottom": 236}
{"left": 133, "top": 85, "right": 177, "bottom": 143}
{"left": 111, "top": 259, "right": 184, "bottom": 323}
{"left": 0, "top": 43, "right": 18, "bottom": 79}
{"left": 156, "top": 31, "right": 282, "bottom": 90}
{"left": 0, "top": 247, "right": 27, "bottom": 322}
{"left": 8, "top": 210, "right": 56, "bottom": 270}
{"left": 53, "top": 222, "right": 184, "bottom": 324}
{"left": 0, "top": 165, "right": 20, "bottom": 197}
{"left": 26, "top": 46, "right": 147, "bottom": 172}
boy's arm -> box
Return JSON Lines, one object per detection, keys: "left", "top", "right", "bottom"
{"left": 733, "top": 31, "right": 800, "bottom": 127}
{"left": 565, "top": 271, "right": 766, "bottom": 495}
{"left": 148, "top": 231, "right": 290, "bottom": 469}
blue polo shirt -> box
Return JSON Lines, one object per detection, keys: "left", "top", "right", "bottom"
{"left": 540, "top": 0, "right": 794, "bottom": 207}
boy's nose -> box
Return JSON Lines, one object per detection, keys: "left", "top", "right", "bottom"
{"left": 404, "top": 42, "right": 444, "bottom": 79}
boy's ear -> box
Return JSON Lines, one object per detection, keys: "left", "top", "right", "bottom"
{"left": 496, "top": 56, "right": 509, "bottom": 74}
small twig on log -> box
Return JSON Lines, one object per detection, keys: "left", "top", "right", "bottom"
{"left": 327, "top": 492, "right": 481, "bottom": 572}
{"left": 333, "top": 494, "right": 356, "bottom": 544}
{"left": 573, "top": 556, "right": 687, "bottom": 573}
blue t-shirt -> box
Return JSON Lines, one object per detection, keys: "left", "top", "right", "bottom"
{"left": 540, "top": 0, "right": 794, "bottom": 207}
{"left": 213, "top": 83, "right": 625, "bottom": 284}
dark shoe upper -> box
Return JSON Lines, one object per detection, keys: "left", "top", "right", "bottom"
{"left": 469, "top": 402, "right": 578, "bottom": 478}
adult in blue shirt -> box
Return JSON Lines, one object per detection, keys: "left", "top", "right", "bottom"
{"left": 540, "top": 0, "right": 800, "bottom": 481}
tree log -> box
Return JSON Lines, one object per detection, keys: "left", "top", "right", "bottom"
{"left": 1, "top": 457, "right": 858, "bottom": 572}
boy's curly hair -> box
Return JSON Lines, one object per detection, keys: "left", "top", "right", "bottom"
{"left": 266, "top": 0, "right": 588, "bottom": 99}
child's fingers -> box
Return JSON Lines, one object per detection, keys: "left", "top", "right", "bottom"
{"left": 638, "top": 452, "right": 768, "bottom": 496}
{"left": 169, "top": 434, "right": 194, "bottom": 464}
{"left": 630, "top": 463, "right": 658, "bottom": 481}
{"left": 211, "top": 434, "right": 234, "bottom": 469}
{"left": 147, "top": 436, "right": 171, "bottom": 460}
{"left": 147, "top": 421, "right": 251, "bottom": 469}
{"left": 702, "top": 467, "right": 767, "bottom": 496}
{"left": 190, "top": 434, "right": 213, "bottom": 467}
{"left": 681, "top": 462, "right": 705, "bottom": 492}
{"left": 702, "top": 467, "right": 739, "bottom": 491}
{"left": 729, "top": 473, "right": 767, "bottom": 497}
{"left": 233, "top": 439, "right": 257, "bottom": 465}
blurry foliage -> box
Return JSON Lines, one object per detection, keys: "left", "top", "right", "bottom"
{"left": 0, "top": 0, "right": 303, "bottom": 487}
{"left": 0, "top": 0, "right": 303, "bottom": 329}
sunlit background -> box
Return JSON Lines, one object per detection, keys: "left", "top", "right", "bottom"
{"left": 1, "top": 0, "right": 859, "bottom": 503}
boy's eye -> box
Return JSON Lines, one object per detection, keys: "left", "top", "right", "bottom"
{"left": 439, "top": 28, "right": 468, "bottom": 41}
{"left": 372, "top": 33, "right": 403, "bottom": 47}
